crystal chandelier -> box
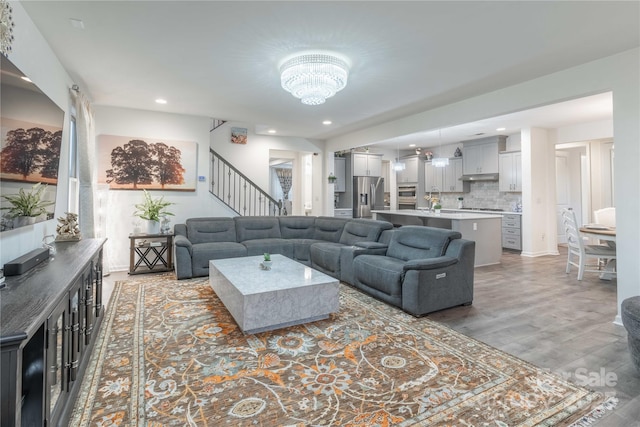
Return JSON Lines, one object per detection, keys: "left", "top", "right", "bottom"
{"left": 0, "top": 0, "right": 15, "bottom": 57}
{"left": 280, "top": 52, "right": 349, "bottom": 106}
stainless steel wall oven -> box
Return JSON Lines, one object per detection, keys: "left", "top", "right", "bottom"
{"left": 397, "top": 185, "right": 417, "bottom": 210}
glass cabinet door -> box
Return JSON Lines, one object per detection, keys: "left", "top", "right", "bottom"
{"left": 46, "top": 298, "right": 68, "bottom": 425}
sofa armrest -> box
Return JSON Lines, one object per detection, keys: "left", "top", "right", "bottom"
{"left": 174, "top": 234, "right": 193, "bottom": 253}
{"left": 174, "top": 235, "right": 194, "bottom": 280}
{"left": 403, "top": 256, "right": 457, "bottom": 271}
{"left": 339, "top": 243, "right": 388, "bottom": 285}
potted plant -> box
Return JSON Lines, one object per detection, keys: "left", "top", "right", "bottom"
{"left": 433, "top": 203, "right": 442, "bottom": 215}
{"left": 328, "top": 173, "right": 337, "bottom": 184}
{"left": 262, "top": 252, "right": 272, "bottom": 270}
{"left": 133, "top": 189, "right": 175, "bottom": 234}
{"left": 1, "top": 183, "right": 54, "bottom": 227}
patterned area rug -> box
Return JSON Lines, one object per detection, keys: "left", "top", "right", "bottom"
{"left": 72, "top": 274, "right": 614, "bottom": 426}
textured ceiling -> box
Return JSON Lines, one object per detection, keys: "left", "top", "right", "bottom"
{"left": 21, "top": 1, "right": 638, "bottom": 147}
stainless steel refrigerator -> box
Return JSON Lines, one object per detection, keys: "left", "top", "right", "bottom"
{"left": 353, "top": 176, "right": 384, "bottom": 218}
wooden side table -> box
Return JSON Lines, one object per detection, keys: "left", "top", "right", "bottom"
{"left": 129, "top": 233, "right": 173, "bottom": 275}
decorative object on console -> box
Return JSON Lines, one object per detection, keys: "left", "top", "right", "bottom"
{"left": 42, "top": 234, "right": 57, "bottom": 255}
{"left": 56, "top": 212, "right": 82, "bottom": 241}
{"left": 0, "top": 0, "right": 15, "bottom": 57}
{"left": 280, "top": 51, "right": 349, "bottom": 105}
{"left": 327, "top": 173, "right": 337, "bottom": 184}
{"left": 454, "top": 147, "right": 462, "bottom": 157}
{"left": 133, "top": 189, "right": 174, "bottom": 235}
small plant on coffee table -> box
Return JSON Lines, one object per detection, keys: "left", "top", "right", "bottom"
{"left": 264, "top": 253, "right": 271, "bottom": 262}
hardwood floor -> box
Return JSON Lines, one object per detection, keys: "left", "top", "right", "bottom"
{"left": 103, "top": 247, "right": 640, "bottom": 425}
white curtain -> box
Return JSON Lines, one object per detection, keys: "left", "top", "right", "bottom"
{"left": 276, "top": 168, "right": 292, "bottom": 200}
{"left": 70, "top": 88, "right": 97, "bottom": 238}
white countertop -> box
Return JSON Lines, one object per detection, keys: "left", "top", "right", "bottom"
{"left": 372, "top": 209, "right": 503, "bottom": 220}
{"left": 443, "top": 208, "right": 522, "bottom": 215}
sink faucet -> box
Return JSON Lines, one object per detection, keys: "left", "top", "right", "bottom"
{"left": 428, "top": 186, "right": 441, "bottom": 212}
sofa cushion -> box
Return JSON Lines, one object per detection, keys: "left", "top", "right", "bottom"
{"left": 191, "top": 241, "right": 247, "bottom": 276}
{"left": 338, "top": 219, "right": 392, "bottom": 246}
{"left": 235, "top": 216, "right": 282, "bottom": 242}
{"left": 279, "top": 216, "right": 317, "bottom": 239}
{"left": 313, "top": 217, "right": 348, "bottom": 242}
{"left": 241, "top": 238, "right": 294, "bottom": 258}
{"left": 288, "top": 239, "right": 325, "bottom": 263}
{"left": 387, "top": 226, "right": 461, "bottom": 261}
{"left": 186, "top": 217, "right": 237, "bottom": 244}
{"left": 310, "top": 242, "right": 343, "bottom": 277}
{"left": 353, "top": 254, "right": 404, "bottom": 297}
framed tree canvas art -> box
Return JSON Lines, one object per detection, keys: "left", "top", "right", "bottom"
{"left": 97, "top": 135, "right": 197, "bottom": 191}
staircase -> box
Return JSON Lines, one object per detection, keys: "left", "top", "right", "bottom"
{"left": 209, "top": 148, "right": 282, "bottom": 216}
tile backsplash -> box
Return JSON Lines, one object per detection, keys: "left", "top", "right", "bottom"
{"left": 430, "top": 181, "right": 522, "bottom": 212}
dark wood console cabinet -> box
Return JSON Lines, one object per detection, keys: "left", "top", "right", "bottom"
{"left": 1, "top": 239, "right": 106, "bottom": 427}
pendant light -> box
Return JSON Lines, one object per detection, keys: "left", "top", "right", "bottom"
{"left": 432, "top": 129, "right": 449, "bottom": 168}
{"left": 393, "top": 142, "right": 405, "bottom": 171}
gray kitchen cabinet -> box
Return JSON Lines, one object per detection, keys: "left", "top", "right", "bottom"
{"left": 443, "top": 158, "right": 467, "bottom": 192}
{"left": 397, "top": 156, "right": 419, "bottom": 183}
{"left": 499, "top": 151, "right": 522, "bottom": 192}
{"left": 424, "top": 161, "right": 443, "bottom": 192}
{"left": 353, "top": 153, "right": 382, "bottom": 177}
{"left": 425, "top": 158, "right": 468, "bottom": 193}
{"left": 462, "top": 136, "right": 506, "bottom": 175}
{"left": 334, "top": 157, "right": 346, "bottom": 192}
{"left": 502, "top": 213, "right": 522, "bottom": 250}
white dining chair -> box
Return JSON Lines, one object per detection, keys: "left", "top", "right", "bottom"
{"left": 561, "top": 208, "right": 617, "bottom": 281}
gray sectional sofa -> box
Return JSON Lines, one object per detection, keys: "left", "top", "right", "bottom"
{"left": 174, "top": 216, "right": 475, "bottom": 316}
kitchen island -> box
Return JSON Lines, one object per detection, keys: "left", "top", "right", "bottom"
{"left": 372, "top": 209, "right": 503, "bottom": 266}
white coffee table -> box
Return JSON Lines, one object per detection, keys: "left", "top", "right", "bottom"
{"left": 209, "top": 254, "right": 340, "bottom": 334}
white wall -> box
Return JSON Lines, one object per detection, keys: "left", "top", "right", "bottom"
{"left": 210, "top": 123, "right": 326, "bottom": 216}
{"left": 0, "top": 2, "right": 74, "bottom": 266}
{"left": 94, "top": 106, "right": 230, "bottom": 271}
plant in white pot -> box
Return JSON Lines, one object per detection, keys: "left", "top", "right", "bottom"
{"left": 1, "top": 183, "right": 54, "bottom": 227}
{"left": 133, "top": 190, "right": 174, "bottom": 234}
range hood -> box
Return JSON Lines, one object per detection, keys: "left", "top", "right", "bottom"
{"left": 460, "top": 173, "right": 499, "bottom": 182}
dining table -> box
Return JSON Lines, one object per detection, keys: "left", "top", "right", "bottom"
{"left": 579, "top": 225, "right": 616, "bottom": 280}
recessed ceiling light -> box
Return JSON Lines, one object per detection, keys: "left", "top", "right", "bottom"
{"left": 409, "top": 144, "right": 416, "bottom": 147}
{"left": 155, "top": 98, "right": 167, "bottom": 104}
{"left": 496, "top": 127, "right": 506, "bottom": 131}
{"left": 69, "top": 18, "right": 85, "bottom": 30}
{"left": 21, "top": 76, "right": 32, "bottom": 83}
{"left": 322, "top": 120, "right": 332, "bottom": 125}
{"left": 268, "top": 129, "right": 276, "bottom": 134}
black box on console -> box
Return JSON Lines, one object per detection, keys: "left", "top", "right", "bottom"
{"left": 4, "top": 247, "right": 50, "bottom": 276}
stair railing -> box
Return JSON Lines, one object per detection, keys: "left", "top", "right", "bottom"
{"left": 209, "top": 148, "right": 282, "bottom": 216}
